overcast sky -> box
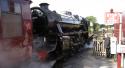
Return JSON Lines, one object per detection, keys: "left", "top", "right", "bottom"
{"left": 31, "top": 0, "right": 125, "bottom": 24}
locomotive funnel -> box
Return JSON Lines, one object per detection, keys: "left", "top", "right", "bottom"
{"left": 39, "top": 3, "right": 49, "bottom": 10}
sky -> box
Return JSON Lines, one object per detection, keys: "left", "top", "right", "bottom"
{"left": 31, "top": 0, "right": 125, "bottom": 24}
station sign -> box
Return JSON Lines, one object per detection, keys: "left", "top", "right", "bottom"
{"left": 105, "top": 12, "right": 120, "bottom": 25}
{"left": 117, "top": 44, "right": 125, "bottom": 53}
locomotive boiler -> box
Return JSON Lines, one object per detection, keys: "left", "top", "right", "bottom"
{"left": 31, "top": 3, "right": 89, "bottom": 61}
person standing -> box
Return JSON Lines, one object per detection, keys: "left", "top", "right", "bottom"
{"left": 104, "top": 34, "right": 111, "bottom": 58}
{"left": 110, "top": 35, "right": 117, "bottom": 61}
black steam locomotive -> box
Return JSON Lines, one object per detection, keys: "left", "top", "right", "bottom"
{"left": 31, "top": 3, "right": 89, "bottom": 61}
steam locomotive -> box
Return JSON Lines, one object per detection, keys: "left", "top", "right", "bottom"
{"left": 0, "top": 0, "right": 89, "bottom": 67}
{"left": 31, "top": 3, "right": 89, "bottom": 61}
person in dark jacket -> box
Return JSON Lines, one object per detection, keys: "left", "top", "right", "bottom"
{"left": 104, "top": 37, "right": 110, "bottom": 48}
{"left": 104, "top": 35, "right": 111, "bottom": 58}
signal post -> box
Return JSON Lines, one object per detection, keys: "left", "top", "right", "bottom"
{"left": 105, "top": 9, "right": 124, "bottom": 68}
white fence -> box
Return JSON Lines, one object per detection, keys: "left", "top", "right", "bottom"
{"left": 93, "top": 40, "right": 107, "bottom": 56}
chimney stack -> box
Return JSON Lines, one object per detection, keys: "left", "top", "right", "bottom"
{"left": 39, "top": 3, "right": 49, "bottom": 10}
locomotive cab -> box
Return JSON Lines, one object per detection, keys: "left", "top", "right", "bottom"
{"left": 0, "top": 0, "right": 32, "bottom": 68}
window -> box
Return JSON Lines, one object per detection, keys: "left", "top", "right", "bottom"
{"left": 0, "top": 0, "right": 21, "bottom": 14}
{"left": 0, "top": 0, "right": 9, "bottom": 12}
{"left": 14, "top": 0, "right": 21, "bottom": 14}
{"left": 1, "top": 0, "right": 22, "bottom": 38}
{"left": 2, "top": 13, "right": 22, "bottom": 38}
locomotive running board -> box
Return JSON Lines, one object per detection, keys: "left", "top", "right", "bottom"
{"left": 58, "top": 31, "right": 88, "bottom": 36}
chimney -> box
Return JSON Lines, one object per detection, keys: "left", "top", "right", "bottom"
{"left": 39, "top": 3, "right": 49, "bottom": 10}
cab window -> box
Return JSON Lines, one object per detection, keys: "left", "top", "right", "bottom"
{"left": 0, "top": 0, "right": 21, "bottom": 14}
{"left": 0, "top": 0, "right": 9, "bottom": 12}
{"left": 14, "top": 0, "right": 21, "bottom": 14}
{"left": 1, "top": 0, "right": 22, "bottom": 38}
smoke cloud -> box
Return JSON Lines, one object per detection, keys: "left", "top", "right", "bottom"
{"left": 0, "top": 44, "right": 55, "bottom": 68}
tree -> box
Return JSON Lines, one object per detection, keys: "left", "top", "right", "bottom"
{"left": 100, "top": 24, "right": 106, "bottom": 28}
{"left": 86, "top": 16, "right": 99, "bottom": 33}
{"left": 86, "top": 16, "right": 97, "bottom": 23}
{"left": 93, "top": 23, "right": 100, "bottom": 31}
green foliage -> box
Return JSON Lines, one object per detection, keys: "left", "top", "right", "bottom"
{"left": 86, "top": 16, "right": 97, "bottom": 23}
{"left": 93, "top": 23, "right": 100, "bottom": 31}
{"left": 86, "top": 16, "right": 100, "bottom": 33}
{"left": 100, "top": 24, "right": 106, "bottom": 28}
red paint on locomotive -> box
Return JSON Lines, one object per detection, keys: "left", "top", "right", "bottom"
{"left": 0, "top": 0, "right": 32, "bottom": 67}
